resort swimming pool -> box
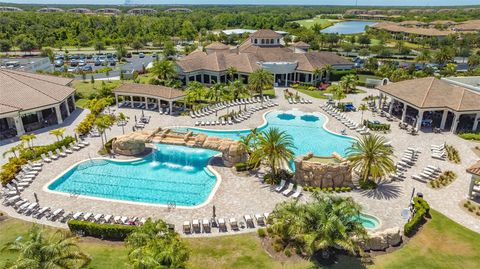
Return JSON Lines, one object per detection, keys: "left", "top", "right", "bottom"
{"left": 358, "top": 214, "right": 380, "bottom": 229}
{"left": 178, "top": 110, "right": 354, "bottom": 158}
{"left": 47, "top": 144, "right": 219, "bottom": 206}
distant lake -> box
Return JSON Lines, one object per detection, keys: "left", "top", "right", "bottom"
{"left": 320, "top": 21, "right": 376, "bottom": 34}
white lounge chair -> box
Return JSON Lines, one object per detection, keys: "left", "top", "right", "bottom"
{"left": 275, "top": 180, "right": 286, "bottom": 192}
{"left": 72, "top": 212, "right": 83, "bottom": 220}
{"left": 103, "top": 215, "right": 112, "bottom": 224}
{"left": 62, "top": 145, "right": 73, "bottom": 154}
{"left": 244, "top": 215, "right": 254, "bottom": 228}
{"left": 254, "top": 214, "right": 265, "bottom": 226}
{"left": 41, "top": 153, "right": 52, "bottom": 163}
{"left": 48, "top": 151, "right": 58, "bottom": 160}
{"left": 56, "top": 148, "right": 67, "bottom": 158}
{"left": 183, "top": 221, "right": 191, "bottom": 234}
{"left": 282, "top": 183, "right": 294, "bottom": 196}
{"left": 48, "top": 209, "right": 64, "bottom": 220}
{"left": 292, "top": 188, "right": 302, "bottom": 198}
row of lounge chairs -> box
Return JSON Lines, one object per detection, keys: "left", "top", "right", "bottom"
{"left": 41, "top": 141, "right": 89, "bottom": 163}
{"left": 190, "top": 96, "right": 273, "bottom": 119}
{"left": 412, "top": 165, "right": 442, "bottom": 183}
{"left": 183, "top": 213, "right": 270, "bottom": 234}
{"left": 194, "top": 102, "right": 277, "bottom": 126}
{"left": 431, "top": 143, "right": 446, "bottom": 160}
{"left": 274, "top": 180, "right": 302, "bottom": 198}
{"left": 120, "top": 101, "right": 158, "bottom": 111}
{"left": 393, "top": 147, "right": 420, "bottom": 180}
{"left": 287, "top": 97, "right": 313, "bottom": 104}
{"left": 321, "top": 104, "right": 370, "bottom": 135}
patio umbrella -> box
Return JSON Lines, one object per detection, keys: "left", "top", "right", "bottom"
{"left": 34, "top": 192, "right": 39, "bottom": 203}
{"left": 134, "top": 115, "right": 137, "bottom": 122}
{"left": 212, "top": 205, "right": 216, "bottom": 219}
{"left": 142, "top": 109, "right": 144, "bottom": 117}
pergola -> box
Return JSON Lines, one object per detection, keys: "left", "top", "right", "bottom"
{"left": 113, "top": 84, "right": 186, "bottom": 115}
{"left": 377, "top": 77, "right": 480, "bottom": 133}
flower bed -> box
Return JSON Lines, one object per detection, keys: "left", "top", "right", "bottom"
{"left": 428, "top": 171, "right": 457, "bottom": 189}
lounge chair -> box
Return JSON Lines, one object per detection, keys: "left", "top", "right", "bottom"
{"left": 70, "top": 143, "right": 81, "bottom": 151}
{"left": 56, "top": 148, "right": 67, "bottom": 158}
{"left": 72, "top": 212, "right": 83, "bottom": 220}
{"left": 192, "top": 219, "right": 201, "bottom": 233}
{"left": 202, "top": 219, "right": 211, "bottom": 233}
{"left": 412, "top": 175, "right": 426, "bottom": 182}
{"left": 218, "top": 218, "right": 227, "bottom": 232}
{"left": 103, "top": 215, "right": 112, "bottom": 224}
{"left": 83, "top": 212, "right": 93, "bottom": 221}
{"left": 33, "top": 207, "right": 50, "bottom": 219}
{"left": 94, "top": 214, "right": 103, "bottom": 223}
{"left": 17, "top": 202, "right": 31, "bottom": 213}
{"left": 292, "top": 188, "right": 302, "bottom": 198}
{"left": 28, "top": 160, "right": 43, "bottom": 168}
{"left": 274, "top": 180, "right": 286, "bottom": 192}
{"left": 25, "top": 202, "right": 38, "bottom": 215}
{"left": 254, "top": 214, "right": 265, "bottom": 226}
{"left": 48, "top": 151, "right": 59, "bottom": 160}
{"left": 244, "top": 215, "right": 254, "bottom": 228}
{"left": 432, "top": 154, "right": 445, "bottom": 160}
{"left": 48, "top": 209, "right": 64, "bottom": 220}
{"left": 121, "top": 216, "right": 129, "bottom": 224}
{"left": 183, "top": 221, "right": 192, "bottom": 234}
{"left": 282, "top": 183, "right": 294, "bottom": 196}
{"left": 62, "top": 145, "right": 73, "bottom": 154}
{"left": 41, "top": 153, "right": 52, "bottom": 163}
{"left": 229, "top": 218, "right": 239, "bottom": 230}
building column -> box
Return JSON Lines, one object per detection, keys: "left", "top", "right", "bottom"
{"left": 65, "top": 100, "right": 70, "bottom": 117}
{"left": 401, "top": 103, "right": 408, "bottom": 122}
{"left": 131, "top": 96, "right": 134, "bottom": 108}
{"left": 416, "top": 109, "right": 424, "bottom": 130}
{"left": 440, "top": 110, "right": 449, "bottom": 129}
{"left": 169, "top": 101, "right": 173, "bottom": 115}
{"left": 55, "top": 105, "right": 63, "bottom": 124}
{"left": 144, "top": 97, "right": 148, "bottom": 109}
{"left": 158, "top": 98, "right": 161, "bottom": 113}
{"left": 285, "top": 74, "right": 288, "bottom": 87}
{"left": 36, "top": 111, "right": 44, "bottom": 122}
{"left": 70, "top": 95, "right": 76, "bottom": 110}
{"left": 451, "top": 113, "right": 460, "bottom": 133}
{"left": 388, "top": 98, "right": 394, "bottom": 114}
{"left": 115, "top": 93, "right": 119, "bottom": 108}
{"left": 14, "top": 116, "right": 25, "bottom": 136}
{"left": 472, "top": 113, "right": 479, "bottom": 131}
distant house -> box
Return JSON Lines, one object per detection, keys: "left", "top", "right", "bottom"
{"left": 165, "top": 8, "right": 192, "bottom": 13}
{"left": 127, "top": 8, "right": 157, "bottom": 15}
{"left": 345, "top": 9, "right": 367, "bottom": 15}
{"left": 96, "top": 8, "right": 122, "bottom": 15}
{"left": 67, "top": 8, "right": 92, "bottom": 14}
{"left": 0, "top": 70, "right": 76, "bottom": 139}
{"left": 37, "top": 7, "right": 64, "bottom": 13}
{"left": 176, "top": 29, "right": 353, "bottom": 87}
{"left": 0, "top": 6, "right": 23, "bottom": 12}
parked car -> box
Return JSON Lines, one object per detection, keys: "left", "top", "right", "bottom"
{"left": 78, "top": 60, "right": 86, "bottom": 66}
{"left": 126, "top": 52, "right": 132, "bottom": 58}
{"left": 54, "top": 60, "right": 64, "bottom": 67}
{"left": 94, "top": 59, "right": 102, "bottom": 66}
{"left": 70, "top": 60, "right": 78, "bottom": 67}
{"left": 67, "top": 66, "right": 78, "bottom": 72}
{"left": 139, "top": 53, "right": 145, "bottom": 58}
{"left": 109, "top": 60, "right": 116, "bottom": 66}
{"left": 82, "top": 65, "right": 93, "bottom": 71}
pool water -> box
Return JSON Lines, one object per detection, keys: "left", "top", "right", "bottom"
{"left": 321, "top": 21, "right": 376, "bottom": 34}
{"left": 47, "top": 144, "right": 219, "bottom": 206}
{"left": 178, "top": 110, "right": 354, "bottom": 157}
{"left": 357, "top": 214, "right": 380, "bottom": 229}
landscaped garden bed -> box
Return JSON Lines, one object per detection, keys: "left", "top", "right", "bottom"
{"left": 428, "top": 171, "right": 457, "bottom": 189}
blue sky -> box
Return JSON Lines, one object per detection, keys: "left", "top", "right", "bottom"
{"left": 1, "top": 0, "right": 479, "bottom": 6}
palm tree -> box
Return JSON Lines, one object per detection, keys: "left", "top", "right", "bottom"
{"left": 151, "top": 60, "right": 177, "bottom": 81}
{"left": 415, "top": 49, "right": 432, "bottom": 63}
{"left": 185, "top": 81, "right": 206, "bottom": 110}
{"left": 2, "top": 226, "right": 91, "bottom": 269}
{"left": 20, "top": 134, "right": 36, "bottom": 149}
{"left": 49, "top": 128, "right": 66, "bottom": 142}
{"left": 329, "top": 84, "right": 345, "bottom": 102}
{"left": 248, "top": 68, "right": 273, "bottom": 106}
{"left": 249, "top": 128, "right": 295, "bottom": 177}
{"left": 117, "top": 112, "right": 129, "bottom": 134}
{"left": 346, "top": 134, "right": 396, "bottom": 185}
{"left": 322, "top": 64, "right": 333, "bottom": 82}
{"left": 435, "top": 47, "right": 455, "bottom": 65}
{"left": 239, "top": 128, "right": 259, "bottom": 155}
{"left": 339, "top": 74, "right": 358, "bottom": 94}
{"left": 94, "top": 115, "right": 114, "bottom": 149}
{"left": 207, "top": 83, "right": 226, "bottom": 104}
{"left": 312, "top": 67, "right": 322, "bottom": 86}
{"left": 226, "top": 66, "right": 237, "bottom": 82}
{"left": 358, "top": 103, "right": 368, "bottom": 123}
{"left": 126, "top": 219, "right": 189, "bottom": 269}
{"left": 2, "top": 142, "right": 24, "bottom": 159}
{"left": 228, "top": 79, "right": 248, "bottom": 100}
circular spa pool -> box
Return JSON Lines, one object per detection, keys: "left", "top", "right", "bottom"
{"left": 46, "top": 144, "right": 219, "bottom": 206}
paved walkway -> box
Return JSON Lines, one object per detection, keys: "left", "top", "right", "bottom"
{"left": 1, "top": 86, "right": 479, "bottom": 235}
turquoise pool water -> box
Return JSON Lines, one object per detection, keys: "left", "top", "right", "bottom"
{"left": 48, "top": 144, "right": 219, "bottom": 206}
{"left": 178, "top": 110, "right": 354, "bottom": 157}
{"left": 358, "top": 214, "right": 380, "bottom": 229}
{"left": 321, "top": 21, "right": 376, "bottom": 34}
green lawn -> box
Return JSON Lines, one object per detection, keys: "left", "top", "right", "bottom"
{"left": 1, "top": 209, "right": 479, "bottom": 269}
{"left": 293, "top": 87, "right": 366, "bottom": 100}
{"left": 293, "top": 16, "right": 340, "bottom": 29}
{"left": 72, "top": 80, "right": 122, "bottom": 108}
{"left": 358, "top": 74, "right": 382, "bottom": 83}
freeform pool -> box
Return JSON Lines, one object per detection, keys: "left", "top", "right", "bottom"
{"left": 177, "top": 110, "right": 354, "bottom": 157}
{"left": 47, "top": 144, "right": 219, "bottom": 206}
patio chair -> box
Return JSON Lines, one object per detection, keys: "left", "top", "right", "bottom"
{"left": 33, "top": 207, "right": 50, "bottom": 219}
{"left": 28, "top": 160, "right": 43, "bottom": 167}
{"left": 274, "top": 180, "right": 286, "bottom": 192}
{"left": 192, "top": 219, "right": 201, "bottom": 233}
{"left": 218, "top": 218, "right": 227, "bottom": 232}
{"left": 292, "top": 188, "right": 302, "bottom": 199}
{"left": 244, "top": 215, "right": 254, "bottom": 228}
{"left": 229, "top": 218, "right": 239, "bottom": 230}
{"left": 183, "top": 221, "right": 192, "bottom": 234}
{"left": 202, "top": 219, "right": 211, "bottom": 233}
{"left": 254, "top": 214, "right": 265, "bottom": 226}
{"left": 48, "top": 151, "right": 59, "bottom": 160}
{"left": 61, "top": 145, "right": 73, "bottom": 154}
{"left": 41, "top": 153, "right": 52, "bottom": 163}
{"left": 72, "top": 212, "right": 83, "bottom": 220}
{"left": 48, "top": 209, "right": 64, "bottom": 220}
{"left": 282, "top": 183, "right": 294, "bottom": 196}
{"left": 103, "top": 215, "right": 112, "bottom": 224}
{"left": 56, "top": 148, "right": 67, "bottom": 158}
{"left": 94, "top": 214, "right": 103, "bottom": 223}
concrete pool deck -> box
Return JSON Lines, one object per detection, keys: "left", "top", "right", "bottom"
{"left": 1, "top": 86, "right": 479, "bottom": 235}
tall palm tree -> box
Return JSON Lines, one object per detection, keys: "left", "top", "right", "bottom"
{"left": 117, "top": 112, "right": 129, "bottom": 135}
{"left": 248, "top": 68, "right": 273, "bottom": 105}
{"left": 49, "top": 128, "right": 66, "bottom": 142}
{"left": 322, "top": 64, "right": 333, "bottom": 82}
{"left": 339, "top": 74, "right": 358, "bottom": 94}
{"left": 358, "top": 103, "right": 368, "bottom": 123}
{"left": 2, "top": 142, "right": 24, "bottom": 159}
{"left": 2, "top": 226, "right": 91, "bottom": 269}
{"left": 346, "top": 134, "right": 396, "bottom": 184}
{"left": 226, "top": 66, "right": 237, "bottom": 82}
{"left": 185, "top": 81, "right": 206, "bottom": 110}
{"left": 94, "top": 115, "right": 114, "bottom": 149}
{"left": 207, "top": 83, "right": 226, "bottom": 104}
{"left": 228, "top": 79, "right": 248, "bottom": 100}
{"left": 312, "top": 67, "right": 322, "bottom": 86}
{"left": 151, "top": 60, "right": 177, "bottom": 81}
{"left": 126, "top": 219, "right": 189, "bottom": 269}
{"left": 20, "top": 134, "right": 36, "bottom": 149}
{"left": 415, "top": 49, "right": 432, "bottom": 63}
{"left": 249, "top": 128, "right": 295, "bottom": 176}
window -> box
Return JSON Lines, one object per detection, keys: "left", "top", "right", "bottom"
{"left": 261, "top": 39, "right": 265, "bottom": 44}
{"left": 270, "top": 39, "right": 274, "bottom": 44}
{"left": 254, "top": 39, "right": 258, "bottom": 44}
{"left": 21, "top": 112, "right": 39, "bottom": 125}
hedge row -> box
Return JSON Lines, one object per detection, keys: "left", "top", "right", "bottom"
{"left": 363, "top": 120, "right": 391, "bottom": 131}
{"left": 404, "top": 197, "right": 430, "bottom": 236}
{"left": 68, "top": 220, "right": 137, "bottom": 241}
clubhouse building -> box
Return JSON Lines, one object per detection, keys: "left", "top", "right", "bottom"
{"left": 176, "top": 29, "right": 353, "bottom": 87}
{"left": 0, "top": 70, "right": 76, "bottom": 139}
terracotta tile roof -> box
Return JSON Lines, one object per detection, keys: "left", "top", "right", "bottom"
{"left": 114, "top": 84, "right": 186, "bottom": 100}
{"left": 293, "top": 41, "right": 310, "bottom": 48}
{"left": 378, "top": 77, "right": 480, "bottom": 112}
{"left": 249, "top": 29, "right": 282, "bottom": 39}
{"left": 205, "top": 42, "right": 230, "bottom": 50}
{"left": 467, "top": 161, "right": 480, "bottom": 176}
{"left": 0, "top": 70, "right": 75, "bottom": 116}
{"left": 399, "top": 20, "right": 427, "bottom": 26}
{"left": 454, "top": 20, "right": 480, "bottom": 31}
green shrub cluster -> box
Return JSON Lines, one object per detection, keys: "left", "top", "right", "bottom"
{"left": 463, "top": 200, "right": 480, "bottom": 216}
{"left": 404, "top": 197, "right": 430, "bottom": 236}
{"left": 330, "top": 70, "right": 357, "bottom": 81}
{"left": 445, "top": 144, "right": 461, "bottom": 164}
{"left": 0, "top": 136, "right": 75, "bottom": 185}
{"left": 257, "top": 228, "right": 266, "bottom": 238}
{"left": 263, "top": 169, "right": 293, "bottom": 184}
{"left": 363, "top": 120, "right": 390, "bottom": 131}
{"left": 75, "top": 97, "right": 113, "bottom": 135}
{"left": 303, "top": 186, "right": 352, "bottom": 193}
{"left": 458, "top": 132, "right": 480, "bottom": 141}
{"left": 235, "top": 162, "right": 249, "bottom": 172}
{"left": 68, "top": 220, "right": 137, "bottom": 241}
{"left": 428, "top": 171, "right": 457, "bottom": 189}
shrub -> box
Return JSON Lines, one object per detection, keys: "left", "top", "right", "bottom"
{"left": 330, "top": 70, "right": 356, "bottom": 81}
{"left": 363, "top": 120, "right": 390, "bottom": 131}
{"left": 75, "top": 113, "right": 96, "bottom": 135}
{"left": 360, "top": 179, "right": 377, "bottom": 190}
{"left": 458, "top": 132, "right": 480, "bottom": 141}
{"left": 284, "top": 248, "right": 292, "bottom": 257}
{"left": 273, "top": 242, "right": 284, "bottom": 252}
{"left": 404, "top": 197, "right": 430, "bottom": 236}
{"left": 266, "top": 226, "right": 273, "bottom": 234}
{"left": 257, "top": 228, "right": 266, "bottom": 238}
{"left": 0, "top": 157, "right": 27, "bottom": 185}
{"left": 235, "top": 162, "right": 249, "bottom": 172}
{"left": 68, "top": 220, "right": 137, "bottom": 241}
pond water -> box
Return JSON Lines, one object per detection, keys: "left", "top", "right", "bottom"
{"left": 321, "top": 21, "right": 376, "bottom": 34}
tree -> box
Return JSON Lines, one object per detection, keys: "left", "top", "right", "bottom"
{"left": 270, "top": 194, "right": 367, "bottom": 259}
{"left": 249, "top": 128, "right": 295, "bottom": 177}
{"left": 94, "top": 41, "right": 105, "bottom": 53}
{"left": 151, "top": 60, "right": 176, "bottom": 81}
{"left": 467, "top": 54, "right": 480, "bottom": 70}
{"left": 322, "top": 64, "right": 333, "bottom": 82}
{"left": 346, "top": 134, "right": 395, "bottom": 185}
{"left": 339, "top": 74, "right": 358, "bottom": 94}
{"left": 207, "top": 83, "right": 226, "bottom": 104}
{"left": 185, "top": 81, "right": 207, "bottom": 110}
{"left": 0, "top": 39, "right": 12, "bottom": 54}
{"left": 329, "top": 84, "right": 345, "bottom": 102}
{"left": 248, "top": 68, "right": 273, "bottom": 105}
{"left": 49, "top": 128, "right": 66, "bottom": 142}
{"left": 2, "top": 226, "right": 91, "bottom": 269}
{"left": 435, "top": 47, "right": 455, "bottom": 65}
{"left": 117, "top": 112, "right": 129, "bottom": 134}
{"left": 357, "top": 35, "right": 371, "bottom": 47}
{"left": 180, "top": 20, "right": 197, "bottom": 41}
{"left": 226, "top": 66, "right": 237, "bottom": 82}
{"left": 126, "top": 219, "right": 189, "bottom": 269}
{"left": 358, "top": 48, "right": 370, "bottom": 57}
{"left": 90, "top": 75, "right": 95, "bottom": 84}
{"left": 116, "top": 44, "right": 127, "bottom": 62}
{"left": 358, "top": 103, "right": 368, "bottom": 122}
{"left": 77, "top": 33, "right": 90, "bottom": 48}
{"left": 163, "top": 41, "right": 177, "bottom": 57}
{"left": 15, "top": 35, "right": 37, "bottom": 54}
{"left": 130, "top": 40, "right": 143, "bottom": 53}
{"left": 40, "top": 48, "right": 54, "bottom": 63}
{"left": 228, "top": 79, "right": 248, "bottom": 100}
{"left": 415, "top": 49, "right": 432, "bottom": 63}
{"left": 94, "top": 114, "right": 115, "bottom": 149}
{"left": 312, "top": 67, "right": 322, "bottom": 86}
{"left": 20, "top": 134, "right": 36, "bottom": 149}
{"left": 2, "top": 142, "right": 24, "bottom": 159}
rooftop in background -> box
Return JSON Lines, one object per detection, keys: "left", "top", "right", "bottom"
{"left": 0, "top": 69, "right": 74, "bottom": 115}
{"left": 114, "top": 84, "right": 186, "bottom": 101}
{"left": 443, "top": 77, "right": 480, "bottom": 93}
{"left": 377, "top": 77, "right": 480, "bottom": 112}
{"left": 467, "top": 160, "right": 480, "bottom": 176}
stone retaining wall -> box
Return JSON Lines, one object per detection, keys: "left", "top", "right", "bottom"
{"left": 361, "top": 227, "right": 403, "bottom": 251}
